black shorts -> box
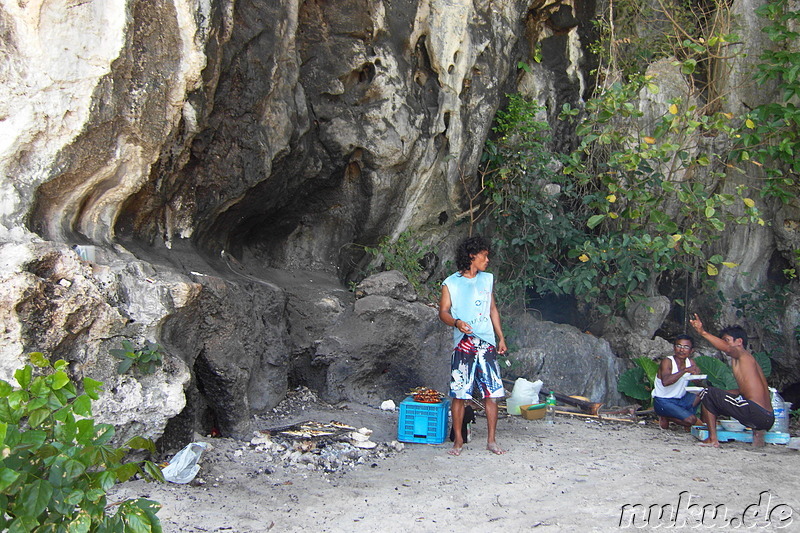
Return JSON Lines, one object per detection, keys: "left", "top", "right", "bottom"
{"left": 698, "top": 386, "right": 775, "bottom": 431}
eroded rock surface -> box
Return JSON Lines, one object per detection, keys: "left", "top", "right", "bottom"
{"left": 3, "top": 0, "right": 798, "bottom": 443}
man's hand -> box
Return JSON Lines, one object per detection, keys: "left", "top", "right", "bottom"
{"left": 685, "top": 365, "right": 701, "bottom": 375}
{"left": 689, "top": 313, "right": 705, "bottom": 335}
{"left": 497, "top": 339, "right": 508, "bottom": 354}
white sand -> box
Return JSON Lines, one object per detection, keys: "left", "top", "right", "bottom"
{"left": 111, "top": 400, "right": 800, "bottom": 532}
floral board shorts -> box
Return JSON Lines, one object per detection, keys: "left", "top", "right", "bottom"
{"left": 449, "top": 334, "right": 505, "bottom": 400}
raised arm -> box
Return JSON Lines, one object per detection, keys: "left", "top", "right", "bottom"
{"left": 689, "top": 313, "right": 737, "bottom": 358}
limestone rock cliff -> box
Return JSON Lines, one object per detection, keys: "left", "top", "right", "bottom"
{"left": 2, "top": 0, "right": 797, "bottom": 442}
{"left": 1, "top": 0, "right": 575, "bottom": 440}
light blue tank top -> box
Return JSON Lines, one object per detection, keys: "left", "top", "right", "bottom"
{"left": 443, "top": 271, "right": 495, "bottom": 348}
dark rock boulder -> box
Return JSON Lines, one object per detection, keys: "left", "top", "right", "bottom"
{"left": 354, "top": 270, "right": 418, "bottom": 302}
{"left": 309, "top": 272, "right": 450, "bottom": 404}
{"left": 505, "top": 314, "right": 625, "bottom": 405}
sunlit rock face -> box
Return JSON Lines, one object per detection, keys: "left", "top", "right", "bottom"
{"left": 2, "top": 0, "right": 538, "bottom": 274}
{"left": 0, "top": 240, "right": 193, "bottom": 442}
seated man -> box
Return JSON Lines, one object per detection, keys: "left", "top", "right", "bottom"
{"left": 689, "top": 314, "right": 774, "bottom": 448}
{"left": 653, "top": 334, "right": 700, "bottom": 429}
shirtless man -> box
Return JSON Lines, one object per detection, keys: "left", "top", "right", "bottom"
{"left": 689, "top": 314, "right": 774, "bottom": 448}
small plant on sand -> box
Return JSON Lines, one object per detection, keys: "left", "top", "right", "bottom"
{"left": 0, "top": 353, "right": 163, "bottom": 531}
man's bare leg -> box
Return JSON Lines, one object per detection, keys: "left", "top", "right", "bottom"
{"left": 661, "top": 415, "right": 697, "bottom": 429}
{"left": 485, "top": 398, "right": 506, "bottom": 454}
{"left": 752, "top": 429, "right": 766, "bottom": 448}
{"left": 449, "top": 398, "right": 465, "bottom": 456}
{"left": 698, "top": 405, "right": 720, "bottom": 448}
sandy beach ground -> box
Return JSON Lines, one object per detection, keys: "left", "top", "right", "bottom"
{"left": 110, "top": 392, "right": 800, "bottom": 532}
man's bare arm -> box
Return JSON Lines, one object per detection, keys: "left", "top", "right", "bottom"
{"left": 658, "top": 358, "right": 688, "bottom": 386}
{"left": 689, "top": 313, "right": 740, "bottom": 359}
{"left": 489, "top": 293, "right": 507, "bottom": 354}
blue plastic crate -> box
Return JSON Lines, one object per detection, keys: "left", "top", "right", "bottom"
{"left": 691, "top": 425, "right": 790, "bottom": 444}
{"left": 397, "top": 396, "right": 450, "bottom": 444}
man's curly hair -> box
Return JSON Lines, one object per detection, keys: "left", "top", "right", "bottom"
{"left": 455, "top": 235, "right": 491, "bottom": 273}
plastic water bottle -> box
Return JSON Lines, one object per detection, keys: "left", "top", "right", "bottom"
{"left": 545, "top": 391, "right": 556, "bottom": 425}
{"left": 769, "top": 388, "right": 789, "bottom": 434}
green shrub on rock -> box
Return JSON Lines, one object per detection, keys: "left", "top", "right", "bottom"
{"left": 0, "top": 353, "right": 163, "bottom": 532}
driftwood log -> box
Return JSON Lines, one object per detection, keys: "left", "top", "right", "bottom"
{"left": 502, "top": 378, "right": 604, "bottom": 416}
{"left": 550, "top": 391, "right": 604, "bottom": 416}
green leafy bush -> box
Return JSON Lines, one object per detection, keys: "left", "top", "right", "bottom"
{"left": 738, "top": 0, "right": 800, "bottom": 201}
{"left": 479, "top": 95, "right": 584, "bottom": 311}
{"left": 110, "top": 341, "right": 163, "bottom": 375}
{"left": 0, "top": 353, "right": 163, "bottom": 532}
{"left": 479, "top": 87, "right": 760, "bottom": 317}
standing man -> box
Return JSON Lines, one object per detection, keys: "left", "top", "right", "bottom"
{"left": 689, "top": 314, "right": 774, "bottom": 448}
{"left": 439, "top": 235, "right": 507, "bottom": 456}
{"left": 652, "top": 334, "right": 701, "bottom": 430}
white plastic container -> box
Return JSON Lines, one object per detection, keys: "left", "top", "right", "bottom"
{"left": 506, "top": 378, "right": 543, "bottom": 415}
{"left": 769, "top": 388, "right": 789, "bottom": 434}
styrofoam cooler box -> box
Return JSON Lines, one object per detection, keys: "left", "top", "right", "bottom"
{"left": 397, "top": 396, "right": 450, "bottom": 444}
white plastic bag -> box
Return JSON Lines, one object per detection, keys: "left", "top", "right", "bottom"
{"left": 162, "top": 442, "right": 210, "bottom": 484}
{"left": 506, "top": 378, "right": 544, "bottom": 415}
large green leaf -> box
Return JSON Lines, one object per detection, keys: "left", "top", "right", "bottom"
{"left": 72, "top": 395, "right": 92, "bottom": 418}
{"left": 48, "top": 458, "right": 87, "bottom": 488}
{"left": 18, "top": 478, "right": 53, "bottom": 518}
{"left": 694, "top": 355, "right": 738, "bottom": 389}
{"left": 93, "top": 425, "right": 116, "bottom": 446}
{"left": 27, "top": 408, "right": 50, "bottom": 429}
{"left": 141, "top": 461, "right": 165, "bottom": 483}
{"left": 66, "top": 510, "right": 91, "bottom": 533}
{"left": 50, "top": 371, "right": 70, "bottom": 391}
{"left": 125, "top": 436, "right": 155, "bottom": 453}
{"left": 753, "top": 351, "right": 772, "bottom": 377}
{"left": 29, "top": 353, "right": 50, "bottom": 368}
{"left": 14, "top": 366, "right": 32, "bottom": 390}
{"left": 0, "top": 467, "right": 21, "bottom": 492}
{"left": 116, "top": 359, "right": 135, "bottom": 375}
{"left": 81, "top": 378, "right": 104, "bottom": 401}
{"left": 634, "top": 357, "right": 659, "bottom": 385}
{"left": 114, "top": 462, "right": 140, "bottom": 483}
{"left": 18, "top": 430, "right": 47, "bottom": 451}
{"left": 618, "top": 367, "right": 652, "bottom": 402}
